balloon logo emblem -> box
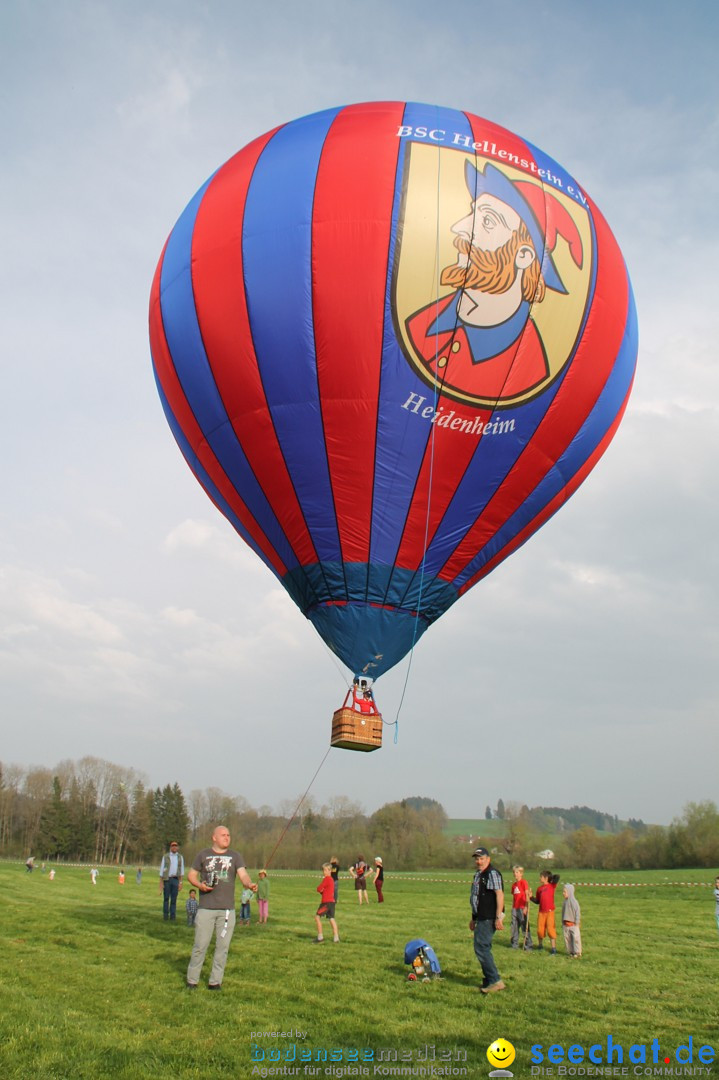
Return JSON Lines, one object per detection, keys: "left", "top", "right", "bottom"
{"left": 396, "top": 152, "right": 590, "bottom": 409}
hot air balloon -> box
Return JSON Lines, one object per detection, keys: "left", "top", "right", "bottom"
{"left": 149, "top": 102, "right": 637, "bottom": 750}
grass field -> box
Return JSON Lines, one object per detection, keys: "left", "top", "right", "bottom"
{"left": 2, "top": 863, "right": 717, "bottom": 1079}
{"left": 444, "top": 819, "right": 508, "bottom": 838}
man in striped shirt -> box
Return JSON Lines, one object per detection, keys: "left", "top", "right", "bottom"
{"left": 469, "top": 847, "right": 505, "bottom": 994}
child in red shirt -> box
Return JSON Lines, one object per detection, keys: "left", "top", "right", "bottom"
{"left": 314, "top": 863, "right": 340, "bottom": 943}
{"left": 531, "top": 871, "right": 560, "bottom": 953}
{"left": 510, "top": 865, "right": 533, "bottom": 950}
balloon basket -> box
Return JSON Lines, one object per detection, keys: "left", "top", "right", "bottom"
{"left": 330, "top": 707, "right": 383, "bottom": 752}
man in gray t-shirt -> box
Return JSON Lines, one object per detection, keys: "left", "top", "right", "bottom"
{"left": 185, "top": 825, "right": 256, "bottom": 989}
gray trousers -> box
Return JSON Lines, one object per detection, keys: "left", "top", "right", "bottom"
{"left": 510, "top": 907, "right": 532, "bottom": 948}
{"left": 563, "top": 923, "right": 582, "bottom": 956}
{"left": 187, "top": 908, "right": 236, "bottom": 986}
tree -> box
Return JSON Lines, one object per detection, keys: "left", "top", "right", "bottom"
{"left": 484, "top": 805, "right": 492, "bottom": 820}
{"left": 205, "top": 787, "right": 239, "bottom": 828}
{"left": 369, "top": 800, "right": 450, "bottom": 869}
{"left": 20, "top": 767, "right": 54, "bottom": 853}
{"left": 73, "top": 757, "right": 140, "bottom": 863}
{"left": 66, "top": 777, "right": 96, "bottom": 860}
{"left": 126, "top": 782, "right": 153, "bottom": 862}
{"left": 496, "top": 798, "right": 505, "bottom": 820}
{"left": 36, "top": 777, "right": 71, "bottom": 858}
{"left": 498, "top": 802, "right": 535, "bottom": 861}
{"left": 278, "top": 795, "right": 318, "bottom": 841}
{"left": 0, "top": 763, "right": 23, "bottom": 852}
{"left": 188, "top": 789, "right": 209, "bottom": 840}
{"left": 321, "top": 795, "right": 364, "bottom": 821}
{"left": 603, "top": 829, "right": 638, "bottom": 870}
{"left": 635, "top": 826, "right": 669, "bottom": 869}
{"left": 566, "top": 826, "right": 604, "bottom": 868}
{"left": 668, "top": 801, "right": 719, "bottom": 867}
{"left": 403, "top": 797, "right": 447, "bottom": 825}
{"left": 369, "top": 802, "right": 423, "bottom": 867}
{"left": 152, "top": 783, "right": 190, "bottom": 851}
{"left": 106, "top": 786, "right": 132, "bottom": 865}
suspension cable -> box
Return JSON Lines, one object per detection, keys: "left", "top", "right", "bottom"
{"left": 263, "top": 745, "right": 332, "bottom": 869}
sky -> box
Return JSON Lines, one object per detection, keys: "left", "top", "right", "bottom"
{"left": 2, "top": 1, "right": 717, "bottom": 827}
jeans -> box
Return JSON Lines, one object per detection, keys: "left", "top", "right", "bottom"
{"left": 187, "top": 908, "right": 236, "bottom": 986}
{"left": 163, "top": 877, "right": 180, "bottom": 920}
{"left": 473, "top": 918, "right": 500, "bottom": 987}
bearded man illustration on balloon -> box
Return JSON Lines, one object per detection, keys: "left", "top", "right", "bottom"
{"left": 403, "top": 160, "right": 584, "bottom": 408}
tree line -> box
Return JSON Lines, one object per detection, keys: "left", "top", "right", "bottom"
{"left": 485, "top": 799, "right": 646, "bottom": 834}
{"left": 1, "top": 757, "right": 717, "bottom": 871}
{"left": 491, "top": 800, "right": 719, "bottom": 871}
{"left": 0, "top": 757, "right": 457, "bottom": 870}
{"left": 0, "top": 758, "right": 190, "bottom": 866}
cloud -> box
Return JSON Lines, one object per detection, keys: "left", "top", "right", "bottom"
{"left": 117, "top": 67, "right": 196, "bottom": 130}
{"left": 0, "top": 567, "right": 123, "bottom": 646}
{"left": 163, "top": 518, "right": 258, "bottom": 571}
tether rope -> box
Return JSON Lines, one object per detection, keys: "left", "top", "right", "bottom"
{"left": 262, "top": 745, "right": 332, "bottom": 870}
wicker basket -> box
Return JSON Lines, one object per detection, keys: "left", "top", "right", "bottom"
{"left": 330, "top": 707, "right": 383, "bottom": 752}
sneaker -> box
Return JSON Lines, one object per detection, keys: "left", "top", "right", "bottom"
{"left": 480, "top": 980, "right": 506, "bottom": 994}
{"left": 524, "top": 945, "right": 533, "bottom": 951}
{"left": 312, "top": 937, "right": 324, "bottom": 943}
{"left": 208, "top": 984, "right": 221, "bottom": 990}
{"left": 333, "top": 937, "right": 340, "bottom": 943}
{"left": 186, "top": 982, "right": 197, "bottom": 990}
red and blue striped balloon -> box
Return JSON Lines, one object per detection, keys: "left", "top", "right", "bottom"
{"left": 149, "top": 102, "right": 637, "bottom": 680}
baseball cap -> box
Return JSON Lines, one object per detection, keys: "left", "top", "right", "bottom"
{"left": 472, "top": 847, "right": 490, "bottom": 858}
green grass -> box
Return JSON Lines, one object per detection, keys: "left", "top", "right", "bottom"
{"left": 445, "top": 817, "right": 508, "bottom": 837}
{"left": 1, "top": 864, "right": 717, "bottom": 1079}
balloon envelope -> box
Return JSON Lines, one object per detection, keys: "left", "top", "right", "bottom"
{"left": 149, "top": 102, "right": 637, "bottom": 678}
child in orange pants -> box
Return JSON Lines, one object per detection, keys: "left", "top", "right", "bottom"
{"left": 531, "top": 871, "right": 559, "bottom": 953}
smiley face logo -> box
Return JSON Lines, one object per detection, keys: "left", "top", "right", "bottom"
{"left": 487, "top": 1039, "right": 516, "bottom": 1070}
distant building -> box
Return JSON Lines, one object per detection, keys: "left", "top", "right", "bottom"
{"left": 536, "top": 849, "right": 555, "bottom": 860}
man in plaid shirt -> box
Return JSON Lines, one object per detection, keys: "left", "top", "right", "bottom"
{"left": 469, "top": 847, "right": 505, "bottom": 994}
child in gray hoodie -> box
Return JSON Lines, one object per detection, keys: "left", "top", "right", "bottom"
{"left": 561, "top": 884, "right": 582, "bottom": 957}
